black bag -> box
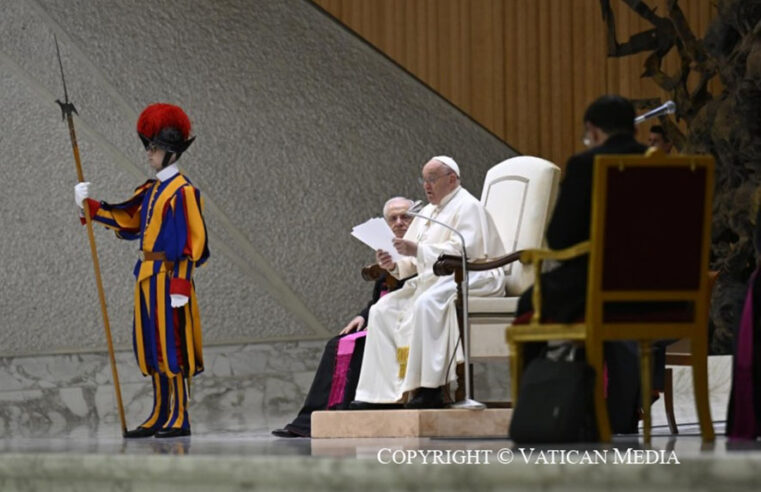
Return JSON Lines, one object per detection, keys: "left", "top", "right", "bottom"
{"left": 509, "top": 345, "right": 598, "bottom": 443}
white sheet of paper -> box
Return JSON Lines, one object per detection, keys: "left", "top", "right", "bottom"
{"left": 351, "top": 217, "right": 401, "bottom": 262}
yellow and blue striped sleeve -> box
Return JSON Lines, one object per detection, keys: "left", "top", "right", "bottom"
{"left": 166, "top": 185, "right": 209, "bottom": 296}
{"left": 81, "top": 180, "right": 154, "bottom": 240}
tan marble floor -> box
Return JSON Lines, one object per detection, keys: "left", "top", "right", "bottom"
{"left": 0, "top": 422, "right": 744, "bottom": 456}
{"left": 0, "top": 354, "right": 754, "bottom": 491}
{"left": 3, "top": 422, "right": 761, "bottom": 491}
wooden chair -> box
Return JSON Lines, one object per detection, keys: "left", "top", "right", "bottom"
{"left": 505, "top": 150, "right": 715, "bottom": 443}
{"left": 435, "top": 156, "right": 560, "bottom": 402}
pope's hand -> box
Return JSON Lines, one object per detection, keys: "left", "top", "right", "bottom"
{"left": 392, "top": 238, "right": 418, "bottom": 257}
{"left": 74, "top": 182, "right": 90, "bottom": 208}
{"left": 376, "top": 249, "right": 395, "bottom": 271}
{"left": 170, "top": 294, "right": 189, "bottom": 308}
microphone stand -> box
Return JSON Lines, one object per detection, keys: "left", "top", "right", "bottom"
{"left": 405, "top": 207, "right": 485, "bottom": 410}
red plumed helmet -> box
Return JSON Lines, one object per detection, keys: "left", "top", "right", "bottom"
{"left": 136, "top": 103, "right": 195, "bottom": 155}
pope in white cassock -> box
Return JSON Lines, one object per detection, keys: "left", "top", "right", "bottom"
{"left": 352, "top": 156, "right": 506, "bottom": 409}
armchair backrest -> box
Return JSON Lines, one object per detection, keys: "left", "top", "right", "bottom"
{"left": 587, "top": 152, "right": 715, "bottom": 324}
{"left": 481, "top": 156, "right": 560, "bottom": 296}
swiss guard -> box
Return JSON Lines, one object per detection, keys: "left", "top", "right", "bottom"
{"left": 74, "top": 103, "right": 209, "bottom": 438}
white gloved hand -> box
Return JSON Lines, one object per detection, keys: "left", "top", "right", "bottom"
{"left": 74, "top": 182, "right": 91, "bottom": 208}
{"left": 170, "top": 294, "right": 189, "bottom": 308}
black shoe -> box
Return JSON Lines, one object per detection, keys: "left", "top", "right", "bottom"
{"left": 154, "top": 427, "right": 191, "bottom": 438}
{"left": 124, "top": 426, "right": 157, "bottom": 438}
{"left": 404, "top": 387, "right": 445, "bottom": 409}
{"left": 271, "top": 428, "right": 302, "bottom": 438}
{"left": 348, "top": 400, "right": 403, "bottom": 410}
{"left": 348, "top": 400, "right": 376, "bottom": 410}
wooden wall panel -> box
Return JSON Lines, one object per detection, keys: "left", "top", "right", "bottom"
{"left": 312, "top": 0, "right": 718, "bottom": 168}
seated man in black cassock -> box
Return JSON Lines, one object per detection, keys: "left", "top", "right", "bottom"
{"left": 272, "top": 197, "right": 413, "bottom": 437}
{"left": 516, "top": 94, "right": 648, "bottom": 434}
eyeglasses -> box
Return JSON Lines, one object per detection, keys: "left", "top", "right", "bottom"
{"left": 418, "top": 172, "right": 452, "bottom": 186}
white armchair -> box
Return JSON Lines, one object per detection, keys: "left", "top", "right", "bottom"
{"left": 472, "top": 156, "right": 560, "bottom": 356}
{"left": 434, "top": 156, "right": 560, "bottom": 400}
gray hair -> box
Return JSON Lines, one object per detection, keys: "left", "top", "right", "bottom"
{"left": 382, "top": 196, "right": 414, "bottom": 219}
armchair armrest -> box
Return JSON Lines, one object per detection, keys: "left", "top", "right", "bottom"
{"left": 361, "top": 263, "right": 398, "bottom": 290}
{"left": 361, "top": 263, "right": 386, "bottom": 281}
{"left": 519, "top": 241, "right": 591, "bottom": 264}
{"left": 521, "top": 241, "right": 590, "bottom": 324}
{"left": 433, "top": 251, "right": 524, "bottom": 277}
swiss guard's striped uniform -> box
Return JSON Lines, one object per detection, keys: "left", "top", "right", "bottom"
{"left": 82, "top": 103, "right": 208, "bottom": 438}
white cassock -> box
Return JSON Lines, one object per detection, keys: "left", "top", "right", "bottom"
{"left": 354, "top": 186, "right": 506, "bottom": 403}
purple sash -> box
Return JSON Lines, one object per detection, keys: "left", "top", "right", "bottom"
{"left": 729, "top": 268, "right": 759, "bottom": 440}
{"left": 327, "top": 331, "right": 367, "bottom": 408}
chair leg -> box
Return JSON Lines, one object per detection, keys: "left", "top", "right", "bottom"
{"left": 691, "top": 336, "right": 715, "bottom": 442}
{"left": 508, "top": 340, "right": 521, "bottom": 406}
{"left": 586, "top": 340, "right": 611, "bottom": 442}
{"left": 664, "top": 368, "right": 678, "bottom": 434}
{"left": 639, "top": 341, "right": 652, "bottom": 444}
{"left": 455, "top": 362, "right": 465, "bottom": 402}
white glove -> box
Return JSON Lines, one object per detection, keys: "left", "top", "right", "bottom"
{"left": 74, "top": 182, "right": 91, "bottom": 208}
{"left": 170, "top": 294, "right": 189, "bottom": 308}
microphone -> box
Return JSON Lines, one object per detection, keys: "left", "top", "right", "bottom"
{"left": 634, "top": 100, "right": 676, "bottom": 124}
{"left": 406, "top": 200, "right": 424, "bottom": 215}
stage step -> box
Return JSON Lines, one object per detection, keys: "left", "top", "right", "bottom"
{"left": 311, "top": 408, "right": 512, "bottom": 438}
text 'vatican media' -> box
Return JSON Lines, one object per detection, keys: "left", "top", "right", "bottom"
{"left": 376, "top": 447, "right": 680, "bottom": 465}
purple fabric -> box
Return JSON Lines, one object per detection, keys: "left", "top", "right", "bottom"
{"left": 327, "top": 331, "right": 367, "bottom": 408}
{"left": 729, "top": 269, "right": 758, "bottom": 440}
